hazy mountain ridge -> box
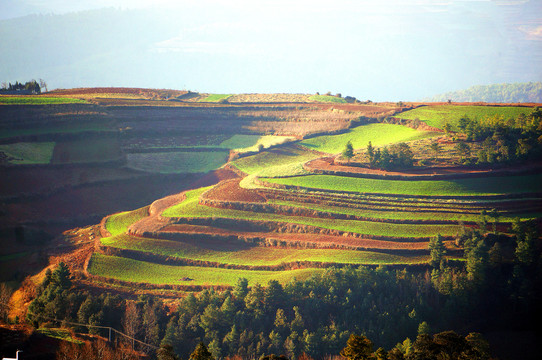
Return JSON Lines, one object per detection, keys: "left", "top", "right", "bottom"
{"left": 424, "top": 82, "right": 542, "bottom": 103}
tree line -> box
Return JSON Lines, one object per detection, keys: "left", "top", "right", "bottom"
{"left": 0, "top": 79, "right": 47, "bottom": 94}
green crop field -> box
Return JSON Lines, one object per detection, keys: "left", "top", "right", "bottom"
{"left": 162, "top": 187, "right": 461, "bottom": 237}
{"left": 219, "top": 135, "right": 295, "bottom": 153}
{"left": 299, "top": 123, "right": 439, "bottom": 154}
{"left": 395, "top": 105, "right": 531, "bottom": 130}
{"left": 88, "top": 253, "right": 323, "bottom": 286}
{"left": 0, "top": 96, "right": 87, "bottom": 105}
{"left": 101, "top": 234, "right": 429, "bottom": 266}
{"left": 104, "top": 206, "right": 149, "bottom": 236}
{"left": 232, "top": 145, "right": 319, "bottom": 176}
{"left": 309, "top": 95, "right": 347, "bottom": 103}
{"left": 0, "top": 142, "right": 55, "bottom": 164}
{"left": 199, "top": 94, "right": 232, "bottom": 102}
{"left": 126, "top": 150, "right": 228, "bottom": 173}
{"left": 263, "top": 174, "right": 542, "bottom": 197}
{"left": 268, "top": 200, "right": 536, "bottom": 223}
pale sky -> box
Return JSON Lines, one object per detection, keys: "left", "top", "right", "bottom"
{"left": 1, "top": 0, "right": 541, "bottom": 100}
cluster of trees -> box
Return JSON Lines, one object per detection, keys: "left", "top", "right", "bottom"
{"left": 339, "top": 331, "right": 489, "bottom": 360}
{"left": 26, "top": 262, "right": 168, "bottom": 348}
{"left": 457, "top": 107, "right": 542, "bottom": 165}
{"left": 0, "top": 79, "right": 46, "bottom": 94}
{"left": 366, "top": 141, "right": 414, "bottom": 169}
{"left": 25, "top": 216, "right": 541, "bottom": 360}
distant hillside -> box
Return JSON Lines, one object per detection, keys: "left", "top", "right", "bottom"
{"left": 424, "top": 82, "right": 542, "bottom": 103}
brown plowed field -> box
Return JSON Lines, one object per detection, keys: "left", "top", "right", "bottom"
{"left": 203, "top": 178, "right": 266, "bottom": 203}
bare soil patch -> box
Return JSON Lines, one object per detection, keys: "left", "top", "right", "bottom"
{"left": 203, "top": 178, "right": 266, "bottom": 203}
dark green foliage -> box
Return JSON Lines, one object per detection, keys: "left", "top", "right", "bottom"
{"left": 428, "top": 235, "right": 446, "bottom": 268}
{"left": 407, "top": 331, "right": 489, "bottom": 360}
{"left": 157, "top": 344, "right": 179, "bottom": 360}
{"left": 343, "top": 141, "right": 354, "bottom": 161}
{"left": 340, "top": 334, "right": 373, "bottom": 360}
{"left": 0, "top": 79, "right": 41, "bottom": 94}
{"left": 190, "top": 342, "right": 215, "bottom": 360}
{"left": 368, "top": 142, "right": 414, "bottom": 169}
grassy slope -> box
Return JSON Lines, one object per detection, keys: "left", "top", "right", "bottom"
{"left": 0, "top": 142, "right": 55, "bottom": 164}
{"left": 264, "top": 174, "right": 542, "bottom": 197}
{"left": 219, "top": 135, "right": 295, "bottom": 153}
{"left": 101, "top": 234, "right": 428, "bottom": 266}
{"left": 232, "top": 145, "right": 319, "bottom": 176}
{"left": 88, "top": 253, "right": 323, "bottom": 286}
{"left": 299, "top": 123, "right": 439, "bottom": 154}
{"left": 395, "top": 105, "right": 531, "bottom": 130}
{"left": 126, "top": 151, "right": 228, "bottom": 174}
{"left": 162, "top": 188, "right": 461, "bottom": 237}
{"left": 104, "top": 206, "right": 150, "bottom": 236}
{"left": 199, "top": 94, "right": 232, "bottom": 102}
{"left": 268, "top": 200, "right": 539, "bottom": 223}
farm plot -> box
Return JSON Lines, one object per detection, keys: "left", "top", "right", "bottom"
{"left": 395, "top": 105, "right": 531, "bottom": 130}
{"left": 219, "top": 135, "right": 296, "bottom": 153}
{"left": 51, "top": 137, "right": 122, "bottom": 164}
{"left": 162, "top": 187, "right": 462, "bottom": 238}
{"left": 100, "top": 234, "right": 430, "bottom": 267}
{"left": 0, "top": 96, "right": 87, "bottom": 105}
{"left": 104, "top": 206, "right": 149, "bottom": 236}
{"left": 126, "top": 151, "right": 228, "bottom": 174}
{"left": 262, "top": 173, "right": 542, "bottom": 197}
{"left": 299, "top": 123, "right": 439, "bottom": 154}
{"left": 0, "top": 142, "right": 55, "bottom": 164}
{"left": 231, "top": 144, "right": 321, "bottom": 177}
{"left": 266, "top": 199, "right": 538, "bottom": 223}
{"left": 88, "top": 253, "right": 323, "bottom": 286}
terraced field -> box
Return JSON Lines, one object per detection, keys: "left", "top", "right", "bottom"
{"left": 299, "top": 123, "right": 439, "bottom": 154}
{"left": 85, "top": 103, "right": 542, "bottom": 292}
{"left": 395, "top": 104, "right": 531, "bottom": 130}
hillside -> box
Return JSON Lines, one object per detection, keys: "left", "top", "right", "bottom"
{"left": 424, "top": 82, "right": 542, "bottom": 103}
{"left": 2, "top": 89, "right": 542, "bottom": 360}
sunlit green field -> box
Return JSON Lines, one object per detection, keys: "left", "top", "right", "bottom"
{"left": 199, "top": 94, "right": 232, "bottom": 102}
{"left": 219, "top": 135, "right": 295, "bottom": 153}
{"left": 268, "top": 199, "right": 539, "bottom": 223}
{"left": 231, "top": 145, "right": 319, "bottom": 176}
{"left": 395, "top": 105, "right": 531, "bottom": 130}
{"left": 104, "top": 206, "right": 149, "bottom": 236}
{"left": 101, "top": 234, "right": 429, "bottom": 266}
{"left": 88, "top": 253, "right": 323, "bottom": 286}
{"left": 263, "top": 174, "right": 542, "bottom": 197}
{"left": 162, "top": 188, "right": 461, "bottom": 237}
{"left": 0, "top": 96, "right": 87, "bottom": 105}
{"left": 299, "top": 123, "right": 439, "bottom": 154}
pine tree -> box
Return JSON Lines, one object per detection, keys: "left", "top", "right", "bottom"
{"left": 343, "top": 141, "right": 354, "bottom": 162}
{"left": 190, "top": 342, "right": 215, "bottom": 360}
{"left": 340, "top": 334, "right": 373, "bottom": 360}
